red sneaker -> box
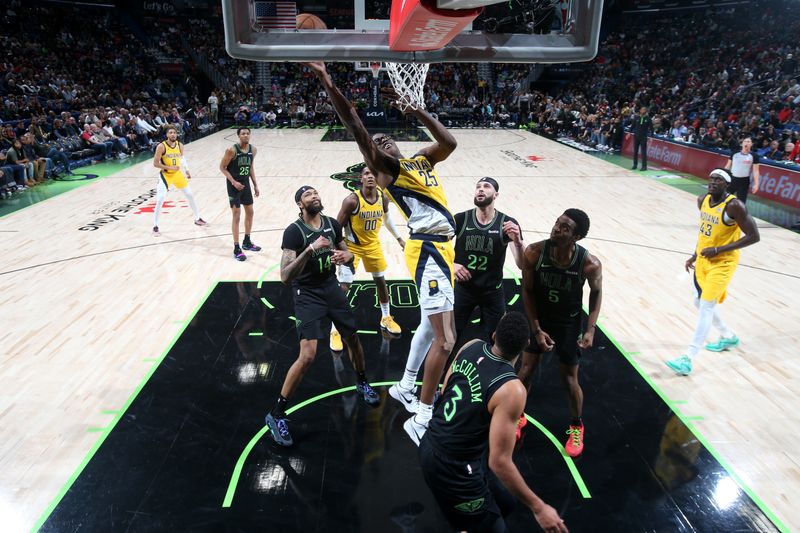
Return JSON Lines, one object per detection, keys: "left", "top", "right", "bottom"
{"left": 515, "top": 415, "right": 528, "bottom": 442}
{"left": 565, "top": 424, "right": 584, "bottom": 457}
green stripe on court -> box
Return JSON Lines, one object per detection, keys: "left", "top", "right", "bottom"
{"left": 221, "top": 382, "right": 591, "bottom": 507}
{"left": 31, "top": 282, "right": 218, "bottom": 533}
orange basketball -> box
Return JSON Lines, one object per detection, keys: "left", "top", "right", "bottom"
{"left": 296, "top": 13, "right": 327, "bottom": 30}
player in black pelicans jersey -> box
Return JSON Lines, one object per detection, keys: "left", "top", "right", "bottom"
{"left": 420, "top": 312, "right": 567, "bottom": 533}
{"left": 219, "top": 127, "right": 261, "bottom": 261}
{"left": 264, "top": 186, "right": 380, "bottom": 447}
{"left": 516, "top": 209, "right": 603, "bottom": 458}
{"left": 453, "top": 177, "right": 524, "bottom": 347}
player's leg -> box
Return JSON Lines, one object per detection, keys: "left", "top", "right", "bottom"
{"left": 331, "top": 257, "right": 358, "bottom": 352}
{"left": 230, "top": 205, "right": 246, "bottom": 261}
{"left": 178, "top": 182, "right": 206, "bottom": 225}
{"left": 390, "top": 314, "right": 432, "bottom": 413}
{"left": 328, "top": 281, "right": 379, "bottom": 406}
{"left": 241, "top": 201, "right": 260, "bottom": 251}
{"left": 453, "top": 283, "right": 479, "bottom": 353}
{"left": 153, "top": 175, "right": 168, "bottom": 235}
{"left": 479, "top": 288, "right": 506, "bottom": 343}
{"left": 404, "top": 309, "right": 456, "bottom": 444}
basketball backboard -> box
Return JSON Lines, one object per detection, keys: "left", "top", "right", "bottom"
{"left": 222, "top": 0, "right": 604, "bottom": 64}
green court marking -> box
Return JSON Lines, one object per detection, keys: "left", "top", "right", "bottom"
{"left": 143, "top": 358, "right": 158, "bottom": 363}
{"left": 356, "top": 330, "right": 378, "bottom": 335}
{"left": 598, "top": 322, "right": 788, "bottom": 533}
{"left": 470, "top": 318, "right": 481, "bottom": 324}
{"left": 222, "top": 382, "right": 591, "bottom": 508}
{"left": 86, "top": 427, "right": 110, "bottom": 433}
{"left": 508, "top": 294, "right": 519, "bottom": 306}
{"left": 31, "top": 282, "right": 218, "bottom": 533}
{"left": 248, "top": 332, "right": 264, "bottom": 337}
{"left": 683, "top": 416, "right": 705, "bottom": 421}
{"left": 502, "top": 267, "right": 521, "bottom": 285}
{"left": 99, "top": 409, "right": 119, "bottom": 415}
{"left": 257, "top": 264, "right": 280, "bottom": 309}
{"left": 524, "top": 415, "right": 591, "bottom": 498}
{"left": 670, "top": 400, "right": 688, "bottom": 405}
{"left": 288, "top": 315, "right": 298, "bottom": 323}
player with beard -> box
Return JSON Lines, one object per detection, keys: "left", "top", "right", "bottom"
{"left": 453, "top": 177, "right": 524, "bottom": 348}
{"left": 264, "top": 186, "right": 380, "bottom": 447}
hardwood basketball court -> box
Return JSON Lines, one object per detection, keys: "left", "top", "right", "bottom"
{"left": 1, "top": 128, "right": 797, "bottom": 531}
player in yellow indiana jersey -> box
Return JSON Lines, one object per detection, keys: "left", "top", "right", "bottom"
{"left": 151, "top": 126, "right": 207, "bottom": 236}
{"left": 329, "top": 165, "right": 405, "bottom": 351}
{"left": 666, "top": 168, "right": 760, "bottom": 375}
{"left": 307, "top": 61, "right": 458, "bottom": 445}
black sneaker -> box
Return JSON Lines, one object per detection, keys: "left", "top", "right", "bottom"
{"left": 234, "top": 248, "right": 246, "bottom": 261}
{"left": 265, "top": 413, "right": 293, "bottom": 446}
{"left": 356, "top": 381, "right": 380, "bottom": 406}
{"left": 242, "top": 242, "right": 261, "bottom": 251}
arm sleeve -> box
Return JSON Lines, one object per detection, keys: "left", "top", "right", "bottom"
{"left": 281, "top": 224, "right": 303, "bottom": 251}
{"left": 454, "top": 211, "right": 465, "bottom": 235}
{"left": 330, "top": 218, "right": 344, "bottom": 245}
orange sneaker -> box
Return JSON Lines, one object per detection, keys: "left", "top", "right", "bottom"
{"left": 565, "top": 424, "right": 584, "bottom": 457}
{"left": 515, "top": 415, "right": 528, "bottom": 442}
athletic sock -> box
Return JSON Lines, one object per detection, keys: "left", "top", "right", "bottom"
{"left": 243, "top": 234, "right": 252, "bottom": 246}
{"left": 272, "top": 395, "right": 288, "bottom": 417}
{"left": 416, "top": 402, "right": 433, "bottom": 424}
{"left": 357, "top": 371, "right": 368, "bottom": 383}
{"left": 571, "top": 417, "right": 583, "bottom": 427}
{"left": 380, "top": 302, "right": 390, "bottom": 317}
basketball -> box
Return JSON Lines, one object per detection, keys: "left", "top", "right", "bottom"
{"left": 296, "top": 13, "right": 327, "bottom": 30}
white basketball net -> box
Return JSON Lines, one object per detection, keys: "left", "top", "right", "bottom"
{"left": 385, "top": 62, "right": 430, "bottom": 112}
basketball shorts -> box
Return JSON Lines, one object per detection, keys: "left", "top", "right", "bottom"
{"left": 160, "top": 170, "right": 188, "bottom": 190}
{"left": 419, "top": 437, "right": 513, "bottom": 533}
{"left": 292, "top": 279, "right": 357, "bottom": 341}
{"left": 694, "top": 257, "right": 737, "bottom": 304}
{"left": 454, "top": 284, "right": 506, "bottom": 342}
{"left": 527, "top": 318, "right": 582, "bottom": 366}
{"left": 347, "top": 242, "right": 387, "bottom": 274}
{"left": 404, "top": 236, "right": 455, "bottom": 314}
{"left": 227, "top": 180, "right": 253, "bottom": 207}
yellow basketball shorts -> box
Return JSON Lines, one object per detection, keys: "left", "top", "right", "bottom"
{"left": 160, "top": 170, "right": 188, "bottom": 190}
{"left": 404, "top": 237, "right": 455, "bottom": 312}
{"left": 694, "top": 257, "right": 737, "bottom": 304}
{"left": 348, "top": 242, "right": 387, "bottom": 274}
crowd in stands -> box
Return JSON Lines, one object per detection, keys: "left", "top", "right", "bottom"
{"left": 526, "top": 3, "right": 800, "bottom": 165}
{"left": 3, "top": 0, "right": 800, "bottom": 200}
{"left": 0, "top": 2, "right": 216, "bottom": 200}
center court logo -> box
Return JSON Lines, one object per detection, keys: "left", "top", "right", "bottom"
{"left": 77, "top": 189, "right": 158, "bottom": 231}
{"left": 329, "top": 162, "right": 365, "bottom": 191}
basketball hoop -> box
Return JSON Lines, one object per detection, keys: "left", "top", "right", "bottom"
{"left": 369, "top": 62, "right": 382, "bottom": 78}
{"left": 385, "top": 62, "right": 430, "bottom": 112}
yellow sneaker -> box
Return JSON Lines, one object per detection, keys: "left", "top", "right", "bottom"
{"left": 380, "top": 315, "right": 402, "bottom": 335}
{"left": 329, "top": 330, "right": 343, "bottom": 352}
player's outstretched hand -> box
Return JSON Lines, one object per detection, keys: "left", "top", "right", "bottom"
{"left": 453, "top": 263, "right": 472, "bottom": 282}
{"left": 303, "top": 62, "right": 326, "bottom": 76}
{"left": 534, "top": 503, "right": 568, "bottom": 533}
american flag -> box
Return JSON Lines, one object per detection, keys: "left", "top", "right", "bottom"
{"left": 252, "top": 1, "right": 297, "bottom": 30}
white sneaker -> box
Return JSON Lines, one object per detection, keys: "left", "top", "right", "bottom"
{"left": 389, "top": 383, "right": 419, "bottom": 413}
{"left": 403, "top": 415, "right": 428, "bottom": 446}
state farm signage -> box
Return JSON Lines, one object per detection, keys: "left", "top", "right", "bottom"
{"left": 623, "top": 133, "right": 800, "bottom": 209}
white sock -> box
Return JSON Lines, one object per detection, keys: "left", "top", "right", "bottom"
{"left": 401, "top": 316, "right": 434, "bottom": 390}
{"left": 416, "top": 402, "right": 433, "bottom": 424}
{"left": 154, "top": 179, "right": 167, "bottom": 227}
{"left": 687, "top": 299, "right": 716, "bottom": 358}
{"left": 182, "top": 185, "right": 201, "bottom": 220}
{"left": 380, "top": 301, "right": 390, "bottom": 317}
